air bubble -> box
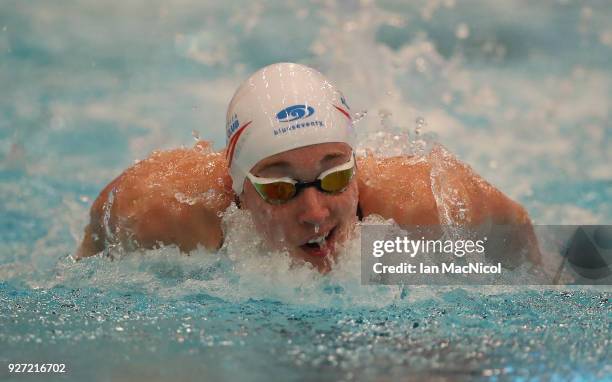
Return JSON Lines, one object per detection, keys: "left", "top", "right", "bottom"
{"left": 353, "top": 110, "right": 368, "bottom": 124}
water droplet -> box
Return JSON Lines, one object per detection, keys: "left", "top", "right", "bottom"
{"left": 353, "top": 110, "right": 368, "bottom": 124}
{"left": 415, "top": 117, "right": 425, "bottom": 136}
{"left": 412, "top": 117, "right": 428, "bottom": 156}
{"left": 192, "top": 130, "right": 200, "bottom": 141}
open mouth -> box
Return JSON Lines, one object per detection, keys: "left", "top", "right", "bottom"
{"left": 299, "top": 226, "right": 337, "bottom": 257}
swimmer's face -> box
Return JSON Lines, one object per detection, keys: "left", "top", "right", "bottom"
{"left": 241, "top": 142, "right": 358, "bottom": 272}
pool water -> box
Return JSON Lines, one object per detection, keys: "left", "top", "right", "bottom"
{"left": 1, "top": 1, "right": 610, "bottom": 381}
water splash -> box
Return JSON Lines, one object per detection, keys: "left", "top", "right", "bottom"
{"left": 174, "top": 189, "right": 221, "bottom": 207}
{"left": 412, "top": 116, "right": 428, "bottom": 156}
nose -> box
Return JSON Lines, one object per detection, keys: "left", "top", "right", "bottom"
{"left": 297, "top": 187, "right": 330, "bottom": 226}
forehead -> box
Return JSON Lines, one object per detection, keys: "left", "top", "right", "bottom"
{"left": 251, "top": 142, "right": 352, "bottom": 174}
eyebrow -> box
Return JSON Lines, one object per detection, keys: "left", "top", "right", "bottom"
{"left": 256, "top": 152, "right": 349, "bottom": 175}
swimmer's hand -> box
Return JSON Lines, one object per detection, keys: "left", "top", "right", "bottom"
{"left": 357, "top": 144, "right": 542, "bottom": 266}
{"left": 76, "top": 141, "right": 234, "bottom": 258}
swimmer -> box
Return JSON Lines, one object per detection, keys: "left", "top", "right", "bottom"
{"left": 76, "top": 63, "right": 541, "bottom": 272}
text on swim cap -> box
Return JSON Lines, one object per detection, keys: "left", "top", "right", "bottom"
{"left": 227, "top": 113, "right": 240, "bottom": 139}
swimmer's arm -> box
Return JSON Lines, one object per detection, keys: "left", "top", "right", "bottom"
{"left": 425, "top": 144, "right": 542, "bottom": 266}
{"left": 357, "top": 144, "right": 541, "bottom": 265}
{"left": 76, "top": 141, "right": 233, "bottom": 258}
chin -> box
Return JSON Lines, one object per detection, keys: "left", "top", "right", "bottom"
{"left": 291, "top": 222, "right": 354, "bottom": 273}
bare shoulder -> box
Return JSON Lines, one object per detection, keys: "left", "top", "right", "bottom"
{"left": 356, "top": 151, "right": 439, "bottom": 226}
{"left": 76, "top": 141, "right": 234, "bottom": 258}
{"left": 357, "top": 144, "right": 540, "bottom": 264}
{"left": 357, "top": 144, "right": 530, "bottom": 225}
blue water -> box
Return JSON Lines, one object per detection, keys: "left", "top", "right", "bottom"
{"left": 1, "top": 1, "right": 611, "bottom": 381}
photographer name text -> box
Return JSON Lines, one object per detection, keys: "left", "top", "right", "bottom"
{"left": 373, "top": 262, "right": 502, "bottom": 274}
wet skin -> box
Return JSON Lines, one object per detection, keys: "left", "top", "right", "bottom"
{"left": 240, "top": 143, "right": 358, "bottom": 272}
{"left": 77, "top": 141, "right": 541, "bottom": 269}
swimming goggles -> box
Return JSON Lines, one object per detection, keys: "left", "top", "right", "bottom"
{"left": 246, "top": 154, "right": 356, "bottom": 204}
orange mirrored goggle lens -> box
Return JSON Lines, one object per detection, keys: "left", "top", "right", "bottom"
{"left": 254, "top": 182, "right": 296, "bottom": 203}
{"left": 253, "top": 167, "right": 354, "bottom": 204}
{"left": 320, "top": 168, "right": 354, "bottom": 193}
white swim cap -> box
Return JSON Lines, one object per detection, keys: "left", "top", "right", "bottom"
{"left": 225, "top": 62, "right": 355, "bottom": 194}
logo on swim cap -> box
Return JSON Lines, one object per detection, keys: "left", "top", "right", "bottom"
{"left": 276, "top": 105, "right": 315, "bottom": 123}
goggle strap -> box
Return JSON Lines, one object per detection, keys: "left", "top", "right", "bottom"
{"left": 246, "top": 152, "right": 355, "bottom": 185}
{"left": 245, "top": 173, "right": 297, "bottom": 185}
{"left": 317, "top": 154, "right": 355, "bottom": 180}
